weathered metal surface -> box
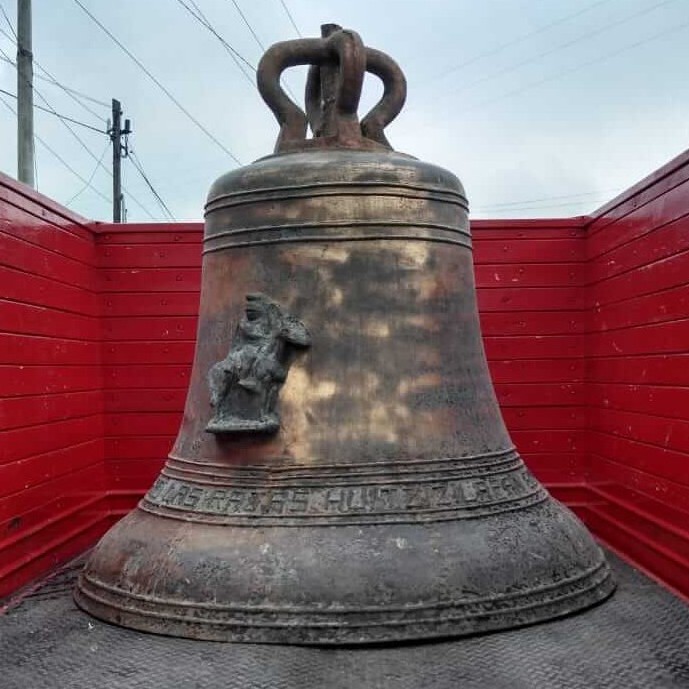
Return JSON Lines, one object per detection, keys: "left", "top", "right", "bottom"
{"left": 74, "top": 24, "right": 614, "bottom": 644}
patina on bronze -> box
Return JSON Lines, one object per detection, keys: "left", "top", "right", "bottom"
{"left": 75, "top": 24, "right": 615, "bottom": 644}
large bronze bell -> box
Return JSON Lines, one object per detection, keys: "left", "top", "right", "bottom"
{"left": 75, "top": 24, "right": 614, "bottom": 644}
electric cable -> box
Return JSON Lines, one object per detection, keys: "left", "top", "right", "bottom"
{"left": 0, "top": 92, "right": 110, "bottom": 204}
{"left": 228, "top": 0, "right": 265, "bottom": 51}
{"left": 72, "top": 0, "right": 242, "bottom": 165}
{"left": 278, "top": 0, "right": 302, "bottom": 37}
{"left": 128, "top": 148, "right": 176, "bottom": 221}
{"left": 65, "top": 140, "right": 109, "bottom": 206}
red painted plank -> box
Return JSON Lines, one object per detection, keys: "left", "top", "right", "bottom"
{"left": 591, "top": 283, "right": 689, "bottom": 332}
{"left": 474, "top": 263, "right": 583, "bottom": 288}
{"left": 0, "top": 439, "right": 104, "bottom": 500}
{"left": 480, "top": 311, "right": 584, "bottom": 336}
{"left": 0, "top": 229, "right": 95, "bottom": 282}
{"left": 589, "top": 383, "right": 689, "bottom": 420}
{"left": 104, "top": 364, "right": 192, "bottom": 389}
{"left": 105, "top": 412, "right": 181, "bottom": 437}
{"left": 104, "top": 436, "right": 172, "bottom": 461}
{"left": 104, "top": 388, "right": 187, "bottom": 413}
{"left": 0, "top": 364, "right": 102, "bottom": 397}
{"left": 0, "top": 415, "right": 103, "bottom": 464}
{"left": 589, "top": 430, "right": 689, "bottom": 486}
{"left": 512, "top": 430, "right": 586, "bottom": 454}
{"left": 589, "top": 212, "right": 689, "bottom": 284}
{"left": 488, "top": 358, "right": 584, "bottom": 383}
{"left": 0, "top": 300, "right": 99, "bottom": 339}
{"left": 0, "top": 265, "right": 99, "bottom": 316}
{"left": 95, "top": 222, "right": 203, "bottom": 239}
{"left": 494, "top": 382, "right": 585, "bottom": 407}
{"left": 100, "top": 267, "right": 201, "bottom": 292}
{"left": 588, "top": 319, "right": 689, "bottom": 357}
{"left": 102, "top": 341, "right": 195, "bottom": 365}
{"left": 484, "top": 335, "right": 584, "bottom": 360}
{"left": 0, "top": 390, "right": 103, "bottom": 432}
{"left": 477, "top": 286, "right": 585, "bottom": 312}
{"left": 501, "top": 406, "right": 587, "bottom": 430}
{"left": 0, "top": 333, "right": 100, "bottom": 366}
{"left": 103, "top": 291, "right": 200, "bottom": 317}
{"left": 102, "top": 315, "right": 198, "bottom": 341}
{"left": 473, "top": 238, "right": 584, "bottom": 264}
{"left": 589, "top": 354, "right": 689, "bottom": 386}
{"left": 98, "top": 243, "right": 202, "bottom": 268}
{"left": 589, "top": 247, "right": 689, "bottom": 307}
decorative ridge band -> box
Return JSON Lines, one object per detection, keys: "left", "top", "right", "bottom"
{"left": 205, "top": 180, "right": 468, "bottom": 213}
{"left": 79, "top": 559, "right": 609, "bottom": 616}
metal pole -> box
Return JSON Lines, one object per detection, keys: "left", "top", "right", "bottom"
{"left": 111, "top": 98, "right": 122, "bottom": 222}
{"left": 17, "top": 0, "right": 34, "bottom": 187}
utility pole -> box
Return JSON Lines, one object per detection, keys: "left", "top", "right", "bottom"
{"left": 17, "top": 0, "right": 34, "bottom": 187}
{"left": 108, "top": 98, "right": 131, "bottom": 223}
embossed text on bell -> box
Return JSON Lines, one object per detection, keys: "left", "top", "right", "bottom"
{"left": 74, "top": 23, "right": 614, "bottom": 645}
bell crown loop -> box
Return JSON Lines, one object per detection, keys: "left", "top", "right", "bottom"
{"left": 257, "top": 23, "right": 407, "bottom": 153}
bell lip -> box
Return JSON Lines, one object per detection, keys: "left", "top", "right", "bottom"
{"left": 73, "top": 563, "right": 616, "bottom": 645}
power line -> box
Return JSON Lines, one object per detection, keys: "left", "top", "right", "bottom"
{"left": 474, "top": 187, "right": 622, "bottom": 210}
{"left": 427, "top": 0, "right": 614, "bottom": 86}
{"left": 0, "top": 85, "right": 104, "bottom": 132}
{"left": 0, "top": 92, "right": 110, "bottom": 204}
{"left": 445, "top": 0, "right": 676, "bottom": 99}
{"left": 176, "top": 0, "right": 256, "bottom": 87}
{"left": 278, "top": 0, "right": 302, "bottom": 37}
{"left": 128, "top": 148, "right": 176, "bottom": 221}
{"left": 0, "top": 52, "right": 109, "bottom": 108}
{"left": 459, "top": 17, "right": 689, "bottom": 115}
{"left": 72, "top": 0, "right": 242, "bottom": 165}
{"left": 0, "top": 1, "right": 16, "bottom": 39}
{"left": 228, "top": 0, "right": 265, "bottom": 50}
{"left": 66, "top": 141, "right": 109, "bottom": 206}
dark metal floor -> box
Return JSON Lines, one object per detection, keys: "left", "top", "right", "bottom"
{"left": 1, "top": 551, "right": 688, "bottom": 689}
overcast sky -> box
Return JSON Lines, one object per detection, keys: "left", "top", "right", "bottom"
{"left": 0, "top": 0, "right": 687, "bottom": 222}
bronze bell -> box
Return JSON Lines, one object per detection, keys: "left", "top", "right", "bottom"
{"left": 75, "top": 24, "right": 614, "bottom": 644}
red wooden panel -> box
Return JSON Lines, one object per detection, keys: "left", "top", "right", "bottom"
{"left": 0, "top": 463, "right": 106, "bottom": 535}
{"left": 519, "top": 453, "right": 585, "bottom": 481}
{"left": 477, "top": 286, "right": 585, "bottom": 312}
{"left": 512, "top": 430, "right": 585, "bottom": 454}
{"left": 100, "top": 267, "right": 201, "bottom": 292}
{"left": 591, "top": 284, "right": 689, "bottom": 332}
{"left": 480, "top": 311, "right": 584, "bottom": 336}
{"left": 105, "top": 364, "right": 192, "bottom": 389}
{"left": 590, "top": 248, "right": 689, "bottom": 306}
{"left": 0, "top": 265, "right": 99, "bottom": 316}
{"left": 590, "top": 407, "right": 689, "bottom": 455}
{"left": 588, "top": 383, "right": 689, "bottom": 420}
{"left": 474, "top": 263, "right": 583, "bottom": 288}
{"left": 589, "top": 212, "right": 689, "bottom": 284}
{"left": 588, "top": 319, "right": 689, "bottom": 357}
{"left": 0, "top": 439, "right": 104, "bottom": 499}
{"left": 472, "top": 238, "right": 583, "bottom": 264}
{"left": 501, "top": 406, "right": 587, "bottom": 430}
{"left": 484, "top": 334, "right": 585, "bottom": 360}
{"left": 104, "top": 389, "right": 187, "bottom": 413}
{"left": 494, "top": 382, "right": 585, "bottom": 407}
{"left": 588, "top": 178, "right": 689, "bottom": 254}
{"left": 487, "top": 358, "right": 584, "bottom": 383}
{"left": 0, "top": 415, "right": 102, "bottom": 464}
{"left": 0, "top": 230, "right": 95, "bottom": 285}
{"left": 104, "top": 436, "right": 173, "bottom": 461}
{"left": 99, "top": 243, "right": 202, "bottom": 268}
{"left": 589, "top": 354, "right": 689, "bottom": 386}
{"left": 102, "top": 315, "right": 198, "bottom": 341}
{"left": 0, "top": 365, "right": 102, "bottom": 397}
{"left": 589, "top": 430, "right": 689, "bottom": 486}
{"left": 95, "top": 223, "right": 203, "bottom": 241}
{"left": 102, "top": 340, "right": 195, "bottom": 365}
{"left": 0, "top": 300, "right": 99, "bottom": 339}
{"left": 105, "top": 412, "right": 181, "bottom": 437}
{"left": 0, "top": 391, "right": 103, "bottom": 432}
{"left": 107, "top": 458, "right": 164, "bottom": 490}
{"left": 0, "top": 333, "right": 100, "bottom": 366}
{"left": 103, "top": 291, "right": 200, "bottom": 317}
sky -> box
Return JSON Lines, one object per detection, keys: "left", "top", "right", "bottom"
{"left": 0, "top": 0, "right": 687, "bottom": 222}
